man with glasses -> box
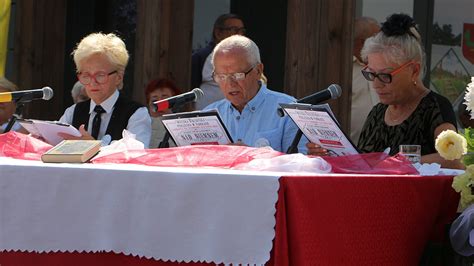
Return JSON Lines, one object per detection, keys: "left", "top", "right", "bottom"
{"left": 59, "top": 33, "right": 151, "bottom": 147}
{"left": 192, "top": 13, "right": 246, "bottom": 110}
{"left": 204, "top": 35, "right": 307, "bottom": 153}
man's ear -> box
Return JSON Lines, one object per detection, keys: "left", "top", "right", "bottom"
{"left": 256, "top": 63, "right": 264, "bottom": 75}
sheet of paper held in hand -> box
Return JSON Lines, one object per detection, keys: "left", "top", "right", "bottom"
{"left": 18, "top": 119, "right": 81, "bottom": 146}
{"left": 161, "top": 110, "right": 233, "bottom": 146}
{"left": 280, "top": 103, "right": 359, "bottom": 156}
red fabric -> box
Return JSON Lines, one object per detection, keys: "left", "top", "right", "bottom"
{"left": 323, "top": 152, "right": 419, "bottom": 175}
{"left": 0, "top": 131, "right": 52, "bottom": 160}
{"left": 91, "top": 145, "right": 283, "bottom": 168}
{"left": 274, "top": 174, "right": 459, "bottom": 266}
{"left": 0, "top": 174, "right": 459, "bottom": 266}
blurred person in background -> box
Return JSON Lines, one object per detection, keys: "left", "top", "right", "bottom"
{"left": 192, "top": 13, "right": 246, "bottom": 110}
{"left": 145, "top": 78, "right": 181, "bottom": 148}
{"left": 351, "top": 16, "right": 380, "bottom": 144}
{"left": 0, "top": 77, "right": 22, "bottom": 133}
{"left": 70, "top": 80, "right": 89, "bottom": 104}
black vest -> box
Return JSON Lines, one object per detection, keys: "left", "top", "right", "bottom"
{"left": 72, "top": 96, "right": 143, "bottom": 141}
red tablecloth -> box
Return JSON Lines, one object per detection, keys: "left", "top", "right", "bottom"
{"left": 0, "top": 174, "right": 459, "bottom": 266}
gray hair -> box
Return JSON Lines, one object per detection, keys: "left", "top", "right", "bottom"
{"left": 361, "top": 28, "right": 425, "bottom": 77}
{"left": 212, "top": 35, "right": 261, "bottom": 67}
{"left": 71, "top": 80, "right": 89, "bottom": 103}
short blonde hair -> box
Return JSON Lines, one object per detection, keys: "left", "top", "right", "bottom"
{"left": 72, "top": 33, "right": 129, "bottom": 73}
{"left": 0, "top": 77, "right": 18, "bottom": 92}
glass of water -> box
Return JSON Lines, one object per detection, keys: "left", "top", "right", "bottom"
{"left": 399, "top": 144, "right": 421, "bottom": 164}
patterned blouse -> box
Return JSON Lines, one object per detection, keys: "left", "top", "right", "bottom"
{"left": 357, "top": 91, "right": 456, "bottom": 156}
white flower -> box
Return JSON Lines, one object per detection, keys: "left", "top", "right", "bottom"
{"left": 464, "top": 77, "right": 474, "bottom": 119}
{"left": 435, "top": 130, "right": 467, "bottom": 160}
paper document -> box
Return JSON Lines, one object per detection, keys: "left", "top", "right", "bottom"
{"left": 19, "top": 119, "right": 81, "bottom": 145}
{"left": 161, "top": 110, "right": 233, "bottom": 146}
{"left": 280, "top": 103, "right": 359, "bottom": 156}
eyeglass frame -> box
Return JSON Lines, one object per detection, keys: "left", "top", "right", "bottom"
{"left": 361, "top": 60, "right": 415, "bottom": 84}
{"left": 77, "top": 70, "right": 118, "bottom": 85}
{"left": 218, "top": 26, "right": 246, "bottom": 35}
{"left": 213, "top": 65, "right": 256, "bottom": 84}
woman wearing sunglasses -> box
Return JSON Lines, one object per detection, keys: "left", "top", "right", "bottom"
{"left": 59, "top": 33, "right": 151, "bottom": 147}
{"left": 308, "top": 14, "right": 462, "bottom": 168}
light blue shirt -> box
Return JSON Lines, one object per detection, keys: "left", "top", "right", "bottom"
{"left": 204, "top": 84, "right": 308, "bottom": 153}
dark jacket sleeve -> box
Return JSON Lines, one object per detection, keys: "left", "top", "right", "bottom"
{"left": 191, "top": 42, "right": 215, "bottom": 89}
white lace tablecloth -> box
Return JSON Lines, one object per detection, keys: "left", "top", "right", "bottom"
{"left": 0, "top": 157, "right": 280, "bottom": 265}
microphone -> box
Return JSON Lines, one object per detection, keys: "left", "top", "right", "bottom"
{"left": 278, "top": 84, "right": 342, "bottom": 116}
{"left": 0, "top": 87, "right": 54, "bottom": 103}
{"left": 153, "top": 88, "right": 204, "bottom": 112}
{"left": 297, "top": 84, "right": 342, "bottom": 104}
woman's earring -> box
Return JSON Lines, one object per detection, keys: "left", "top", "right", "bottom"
{"left": 413, "top": 80, "right": 417, "bottom": 86}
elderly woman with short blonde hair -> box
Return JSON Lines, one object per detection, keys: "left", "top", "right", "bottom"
{"left": 59, "top": 33, "right": 151, "bottom": 147}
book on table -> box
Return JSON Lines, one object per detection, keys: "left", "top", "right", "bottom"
{"left": 41, "top": 140, "right": 101, "bottom": 163}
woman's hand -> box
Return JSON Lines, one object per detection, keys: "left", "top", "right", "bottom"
{"left": 58, "top": 124, "right": 95, "bottom": 140}
{"left": 306, "top": 142, "right": 329, "bottom": 156}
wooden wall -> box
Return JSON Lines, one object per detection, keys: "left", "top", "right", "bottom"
{"left": 285, "top": 0, "right": 354, "bottom": 132}
{"left": 13, "top": 0, "right": 67, "bottom": 120}
{"left": 11, "top": 0, "right": 354, "bottom": 131}
{"left": 133, "top": 0, "right": 194, "bottom": 104}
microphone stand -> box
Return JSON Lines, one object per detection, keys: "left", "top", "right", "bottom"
{"left": 158, "top": 105, "right": 183, "bottom": 148}
{"left": 286, "top": 129, "right": 303, "bottom": 154}
{"left": 4, "top": 101, "right": 25, "bottom": 133}
{"left": 158, "top": 131, "right": 170, "bottom": 148}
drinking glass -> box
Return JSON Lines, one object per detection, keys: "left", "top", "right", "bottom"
{"left": 399, "top": 145, "right": 421, "bottom": 164}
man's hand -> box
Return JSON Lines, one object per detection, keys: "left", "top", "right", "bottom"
{"left": 228, "top": 140, "right": 248, "bottom": 146}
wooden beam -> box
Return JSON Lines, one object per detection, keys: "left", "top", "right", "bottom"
{"left": 285, "top": 0, "right": 354, "bottom": 132}
{"left": 133, "top": 0, "right": 194, "bottom": 104}
{"left": 13, "top": 0, "right": 67, "bottom": 120}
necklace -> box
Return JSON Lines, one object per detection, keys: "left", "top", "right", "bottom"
{"left": 386, "top": 105, "right": 413, "bottom": 123}
{"left": 385, "top": 89, "right": 429, "bottom": 124}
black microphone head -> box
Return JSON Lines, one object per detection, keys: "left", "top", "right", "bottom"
{"left": 328, "top": 84, "right": 342, "bottom": 99}
{"left": 42, "top": 87, "right": 54, "bottom": 100}
{"left": 192, "top": 88, "right": 204, "bottom": 102}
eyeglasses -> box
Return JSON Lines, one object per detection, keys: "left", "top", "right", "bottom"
{"left": 77, "top": 70, "right": 118, "bottom": 85}
{"left": 213, "top": 65, "right": 255, "bottom": 84}
{"left": 361, "top": 61, "right": 415, "bottom": 84}
{"left": 220, "top": 26, "right": 246, "bottom": 35}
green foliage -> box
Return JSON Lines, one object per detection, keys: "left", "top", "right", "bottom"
{"left": 432, "top": 22, "right": 462, "bottom": 46}
{"left": 463, "top": 128, "right": 474, "bottom": 166}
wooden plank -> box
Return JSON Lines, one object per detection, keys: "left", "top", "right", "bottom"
{"left": 13, "top": 0, "right": 67, "bottom": 120}
{"left": 168, "top": 0, "right": 193, "bottom": 90}
{"left": 285, "top": 0, "right": 354, "bottom": 132}
{"left": 133, "top": 0, "right": 193, "bottom": 104}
